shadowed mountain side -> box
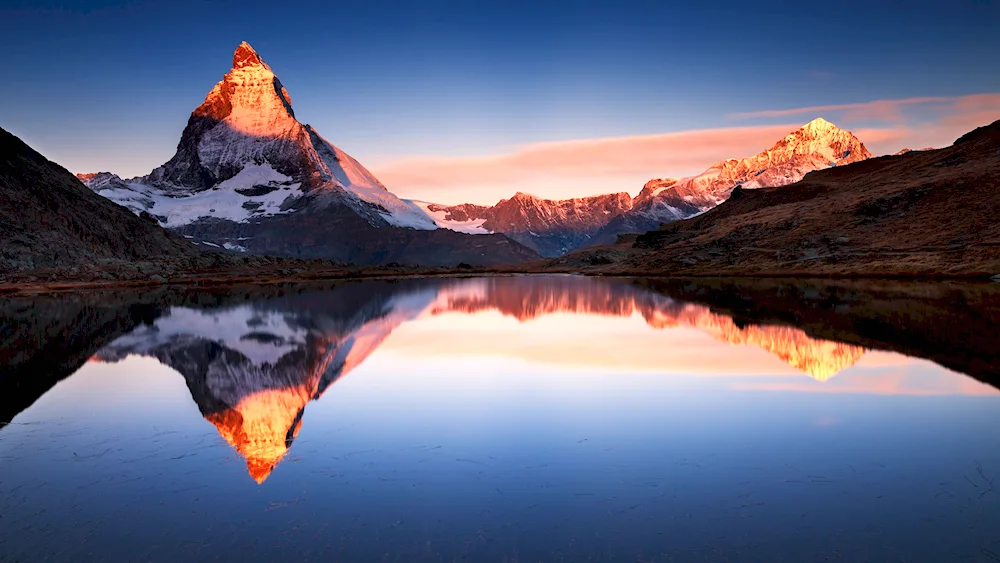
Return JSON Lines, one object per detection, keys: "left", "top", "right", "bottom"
{"left": 635, "top": 278, "right": 1000, "bottom": 386}
{"left": 552, "top": 119, "right": 1000, "bottom": 276}
{"left": 0, "top": 127, "right": 199, "bottom": 274}
{"left": 183, "top": 208, "right": 539, "bottom": 266}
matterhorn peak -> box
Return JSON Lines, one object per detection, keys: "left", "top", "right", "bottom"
{"left": 232, "top": 41, "right": 268, "bottom": 69}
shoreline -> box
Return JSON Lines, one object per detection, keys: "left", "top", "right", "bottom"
{"left": 2, "top": 266, "right": 996, "bottom": 296}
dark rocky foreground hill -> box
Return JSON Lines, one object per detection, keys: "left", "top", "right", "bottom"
{"left": 552, "top": 119, "right": 1000, "bottom": 277}
{"left": 0, "top": 126, "right": 200, "bottom": 273}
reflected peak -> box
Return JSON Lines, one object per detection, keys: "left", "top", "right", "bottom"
{"left": 645, "top": 306, "right": 866, "bottom": 381}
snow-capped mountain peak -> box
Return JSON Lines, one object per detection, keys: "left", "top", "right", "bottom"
{"left": 84, "top": 41, "right": 438, "bottom": 232}
{"left": 580, "top": 118, "right": 875, "bottom": 249}
{"left": 649, "top": 118, "right": 873, "bottom": 210}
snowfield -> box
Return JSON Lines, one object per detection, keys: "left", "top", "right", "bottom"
{"left": 410, "top": 200, "right": 492, "bottom": 234}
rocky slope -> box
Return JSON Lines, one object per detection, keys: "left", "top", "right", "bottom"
{"left": 554, "top": 119, "right": 1000, "bottom": 277}
{"left": 585, "top": 118, "right": 873, "bottom": 247}
{"left": 416, "top": 191, "right": 633, "bottom": 257}
{"left": 0, "top": 126, "right": 200, "bottom": 275}
{"left": 79, "top": 42, "right": 538, "bottom": 267}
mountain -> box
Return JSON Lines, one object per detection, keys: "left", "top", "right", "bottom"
{"left": 414, "top": 191, "right": 634, "bottom": 257}
{"left": 421, "top": 119, "right": 872, "bottom": 256}
{"left": 79, "top": 42, "right": 538, "bottom": 267}
{"left": 554, "top": 119, "right": 1000, "bottom": 277}
{"left": 584, "top": 117, "right": 873, "bottom": 247}
{"left": 0, "top": 126, "right": 198, "bottom": 275}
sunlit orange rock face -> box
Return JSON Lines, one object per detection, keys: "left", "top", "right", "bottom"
{"left": 200, "top": 315, "right": 413, "bottom": 482}
{"left": 205, "top": 396, "right": 305, "bottom": 483}
{"left": 194, "top": 331, "right": 375, "bottom": 482}
{"left": 642, "top": 305, "right": 865, "bottom": 381}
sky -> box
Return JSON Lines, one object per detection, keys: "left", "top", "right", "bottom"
{"left": 2, "top": 0, "right": 1000, "bottom": 205}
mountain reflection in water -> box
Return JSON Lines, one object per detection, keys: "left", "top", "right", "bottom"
{"left": 96, "top": 277, "right": 875, "bottom": 481}
{"left": 3, "top": 276, "right": 994, "bottom": 482}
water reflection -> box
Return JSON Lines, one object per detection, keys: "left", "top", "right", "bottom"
{"left": 3, "top": 276, "right": 1000, "bottom": 561}
{"left": 3, "top": 276, "right": 998, "bottom": 484}
{"left": 99, "top": 277, "right": 867, "bottom": 482}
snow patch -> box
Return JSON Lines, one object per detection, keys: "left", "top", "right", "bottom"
{"left": 92, "top": 163, "right": 304, "bottom": 227}
{"left": 411, "top": 200, "right": 492, "bottom": 234}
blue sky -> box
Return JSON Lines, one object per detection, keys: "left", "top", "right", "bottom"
{"left": 3, "top": 0, "right": 999, "bottom": 203}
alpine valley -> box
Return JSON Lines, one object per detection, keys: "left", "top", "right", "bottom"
{"left": 77, "top": 43, "right": 538, "bottom": 267}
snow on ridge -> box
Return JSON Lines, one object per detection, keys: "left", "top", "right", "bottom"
{"left": 304, "top": 130, "right": 438, "bottom": 230}
{"left": 411, "top": 200, "right": 492, "bottom": 234}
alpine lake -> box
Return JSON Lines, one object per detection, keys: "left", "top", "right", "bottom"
{"left": 2, "top": 275, "right": 999, "bottom": 562}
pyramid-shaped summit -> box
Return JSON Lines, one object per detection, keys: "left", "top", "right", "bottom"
{"left": 127, "top": 39, "right": 448, "bottom": 225}
{"left": 232, "top": 41, "right": 267, "bottom": 68}
{"left": 77, "top": 42, "right": 541, "bottom": 266}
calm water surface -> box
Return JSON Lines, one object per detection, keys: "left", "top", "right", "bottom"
{"left": 2, "top": 276, "right": 999, "bottom": 562}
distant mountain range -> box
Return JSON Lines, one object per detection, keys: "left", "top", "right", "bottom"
{"left": 421, "top": 118, "right": 873, "bottom": 256}
{"left": 555, "top": 119, "right": 1000, "bottom": 277}
{"left": 14, "top": 40, "right": 993, "bottom": 274}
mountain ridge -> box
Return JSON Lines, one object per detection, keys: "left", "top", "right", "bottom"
{"left": 424, "top": 119, "right": 873, "bottom": 256}
{"left": 551, "top": 118, "right": 1000, "bottom": 277}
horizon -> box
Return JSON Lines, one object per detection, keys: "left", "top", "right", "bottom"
{"left": 3, "top": 0, "right": 1000, "bottom": 205}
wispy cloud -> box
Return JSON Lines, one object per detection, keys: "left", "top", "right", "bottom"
{"left": 375, "top": 93, "right": 1000, "bottom": 204}
{"left": 375, "top": 123, "right": 801, "bottom": 202}
{"left": 729, "top": 93, "right": 1000, "bottom": 125}
{"left": 730, "top": 96, "right": 953, "bottom": 122}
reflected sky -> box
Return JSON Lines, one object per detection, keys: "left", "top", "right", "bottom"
{"left": 2, "top": 276, "right": 999, "bottom": 561}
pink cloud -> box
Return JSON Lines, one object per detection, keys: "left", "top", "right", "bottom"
{"left": 374, "top": 123, "right": 802, "bottom": 200}
{"left": 729, "top": 96, "right": 953, "bottom": 122}
{"left": 373, "top": 93, "right": 1000, "bottom": 204}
